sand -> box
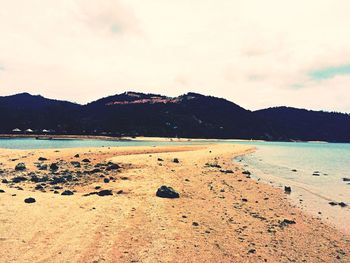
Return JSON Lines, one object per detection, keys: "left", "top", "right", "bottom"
{"left": 0, "top": 144, "right": 349, "bottom": 262}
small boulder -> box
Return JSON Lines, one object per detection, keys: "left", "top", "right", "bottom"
{"left": 156, "top": 186, "right": 180, "bottom": 198}
{"left": 82, "top": 159, "right": 90, "bottom": 163}
{"left": 70, "top": 161, "right": 81, "bottom": 168}
{"left": 339, "top": 202, "right": 348, "bottom": 208}
{"left": 342, "top": 178, "right": 350, "bottom": 182}
{"left": 50, "top": 163, "right": 59, "bottom": 171}
{"left": 103, "top": 178, "right": 110, "bottom": 183}
{"left": 12, "top": 176, "right": 27, "bottom": 183}
{"left": 284, "top": 186, "right": 292, "bottom": 194}
{"left": 173, "top": 158, "right": 180, "bottom": 163}
{"left": 24, "top": 197, "right": 36, "bottom": 204}
{"left": 97, "top": 190, "right": 113, "bottom": 196}
{"left": 106, "top": 162, "right": 120, "bottom": 171}
{"left": 38, "top": 157, "right": 48, "bottom": 161}
{"left": 74, "top": 154, "right": 80, "bottom": 158}
{"left": 15, "top": 163, "right": 26, "bottom": 171}
{"left": 0, "top": 189, "right": 5, "bottom": 193}
{"left": 61, "top": 190, "right": 74, "bottom": 196}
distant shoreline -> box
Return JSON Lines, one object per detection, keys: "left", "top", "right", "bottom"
{"left": 0, "top": 134, "right": 331, "bottom": 143}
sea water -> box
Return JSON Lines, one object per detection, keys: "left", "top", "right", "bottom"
{"left": 232, "top": 141, "right": 350, "bottom": 234}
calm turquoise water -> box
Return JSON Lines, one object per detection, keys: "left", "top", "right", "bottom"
{"left": 232, "top": 141, "right": 350, "bottom": 232}
{"left": 0, "top": 138, "right": 197, "bottom": 149}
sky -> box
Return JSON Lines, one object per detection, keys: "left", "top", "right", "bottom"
{"left": 0, "top": 0, "right": 350, "bottom": 112}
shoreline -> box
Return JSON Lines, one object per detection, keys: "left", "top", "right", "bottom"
{"left": 0, "top": 144, "right": 349, "bottom": 262}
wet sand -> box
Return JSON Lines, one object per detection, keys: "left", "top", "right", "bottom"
{"left": 0, "top": 144, "right": 349, "bottom": 262}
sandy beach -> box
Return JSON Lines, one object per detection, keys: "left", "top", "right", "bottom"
{"left": 0, "top": 144, "right": 349, "bottom": 262}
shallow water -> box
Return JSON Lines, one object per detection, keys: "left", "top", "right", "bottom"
{"left": 0, "top": 138, "right": 197, "bottom": 149}
{"left": 233, "top": 141, "right": 350, "bottom": 234}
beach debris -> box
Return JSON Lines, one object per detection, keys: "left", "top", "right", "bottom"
{"left": 49, "top": 163, "right": 59, "bottom": 171}
{"left": 284, "top": 186, "right": 292, "bottom": 194}
{"left": 12, "top": 176, "right": 27, "bottom": 183}
{"left": 0, "top": 189, "right": 5, "bottom": 193}
{"left": 173, "top": 158, "right": 180, "bottom": 163}
{"left": 279, "top": 219, "right": 296, "bottom": 228}
{"left": 24, "top": 197, "right": 36, "bottom": 203}
{"left": 82, "top": 158, "right": 90, "bottom": 163}
{"left": 156, "top": 185, "right": 180, "bottom": 198}
{"left": 61, "top": 190, "right": 74, "bottom": 196}
{"left": 15, "top": 163, "right": 26, "bottom": 171}
{"left": 38, "top": 157, "right": 48, "bottom": 161}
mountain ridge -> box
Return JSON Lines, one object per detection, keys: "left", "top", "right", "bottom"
{"left": 0, "top": 92, "right": 349, "bottom": 142}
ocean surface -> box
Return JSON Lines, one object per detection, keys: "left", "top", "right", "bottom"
{"left": 0, "top": 138, "right": 349, "bottom": 232}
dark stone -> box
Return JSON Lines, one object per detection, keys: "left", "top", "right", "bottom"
{"left": 342, "top": 178, "right": 350, "bottom": 182}
{"left": 117, "top": 190, "right": 123, "bottom": 194}
{"left": 103, "top": 178, "right": 110, "bottom": 183}
{"left": 82, "top": 159, "right": 90, "bottom": 163}
{"left": 205, "top": 163, "right": 221, "bottom": 168}
{"left": 192, "top": 222, "right": 199, "bottom": 226}
{"left": 74, "top": 154, "right": 80, "bottom": 158}
{"left": 50, "top": 163, "right": 59, "bottom": 171}
{"left": 220, "top": 169, "right": 234, "bottom": 174}
{"left": 242, "top": 198, "right": 248, "bottom": 202}
{"left": 156, "top": 185, "right": 180, "bottom": 198}
{"left": 12, "top": 176, "right": 27, "bottom": 183}
{"left": 106, "top": 162, "right": 120, "bottom": 171}
{"left": 280, "top": 219, "right": 296, "bottom": 227}
{"left": 15, "top": 163, "right": 26, "bottom": 171}
{"left": 157, "top": 158, "right": 164, "bottom": 162}
{"left": 329, "top": 201, "right": 338, "bottom": 206}
{"left": 173, "top": 158, "right": 180, "bottom": 163}
{"left": 284, "top": 186, "right": 292, "bottom": 193}
{"left": 38, "top": 164, "right": 48, "bottom": 170}
{"left": 97, "top": 190, "right": 113, "bottom": 196}
{"left": 121, "top": 177, "right": 129, "bottom": 180}
{"left": 35, "top": 184, "right": 44, "bottom": 190}
{"left": 242, "top": 170, "right": 251, "bottom": 175}
{"left": 50, "top": 177, "right": 66, "bottom": 185}
{"left": 1, "top": 179, "right": 9, "bottom": 184}
{"left": 38, "top": 157, "right": 48, "bottom": 161}
{"left": 61, "top": 190, "right": 74, "bottom": 196}
{"left": 291, "top": 169, "right": 297, "bottom": 172}
{"left": 339, "top": 202, "right": 348, "bottom": 207}
{"left": 24, "top": 197, "right": 36, "bottom": 203}
{"left": 0, "top": 189, "right": 5, "bottom": 193}
{"left": 95, "top": 186, "right": 101, "bottom": 190}
{"left": 248, "top": 249, "right": 256, "bottom": 254}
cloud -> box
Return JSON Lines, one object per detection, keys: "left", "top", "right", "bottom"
{"left": 0, "top": 0, "right": 349, "bottom": 112}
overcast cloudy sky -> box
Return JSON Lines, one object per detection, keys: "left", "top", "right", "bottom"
{"left": 0, "top": 0, "right": 350, "bottom": 112}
